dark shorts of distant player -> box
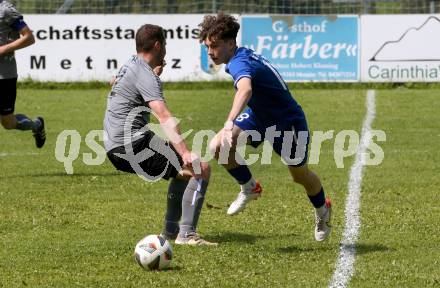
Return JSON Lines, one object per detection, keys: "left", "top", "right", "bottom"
{"left": 106, "top": 131, "right": 183, "bottom": 180}
{"left": 0, "top": 78, "right": 17, "bottom": 116}
{"left": 233, "top": 107, "right": 310, "bottom": 167}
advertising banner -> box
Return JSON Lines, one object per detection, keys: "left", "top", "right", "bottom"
{"left": 361, "top": 15, "right": 440, "bottom": 82}
{"left": 15, "top": 14, "right": 229, "bottom": 81}
{"left": 240, "top": 15, "right": 359, "bottom": 82}
{"left": 15, "top": 14, "right": 439, "bottom": 83}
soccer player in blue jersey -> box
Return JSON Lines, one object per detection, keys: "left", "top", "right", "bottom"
{"left": 199, "top": 13, "right": 332, "bottom": 241}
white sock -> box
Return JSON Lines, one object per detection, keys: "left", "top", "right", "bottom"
{"left": 315, "top": 204, "right": 327, "bottom": 217}
{"left": 241, "top": 178, "right": 256, "bottom": 191}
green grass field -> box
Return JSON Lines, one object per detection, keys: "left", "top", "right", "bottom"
{"left": 0, "top": 85, "right": 439, "bottom": 287}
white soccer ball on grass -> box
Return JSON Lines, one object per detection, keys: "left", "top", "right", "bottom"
{"left": 134, "top": 234, "right": 173, "bottom": 270}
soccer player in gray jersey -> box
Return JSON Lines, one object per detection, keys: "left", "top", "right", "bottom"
{"left": 104, "top": 24, "right": 216, "bottom": 246}
{"left": 0, "top": 0, "right": 45, "bottom": 147}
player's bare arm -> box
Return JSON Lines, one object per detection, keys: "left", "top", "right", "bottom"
{"left": 148, "top": 99, "right": 199, "bottom": 169}
{"left": 148, "top": 100, "right": 188, "bottom": 154}
{"left": 221, "top": 77, "right": 252, "bottom": 146}
{"left": 226, "top": 77, "right": 252, "bottom": 122}
{"left": 0, "top": 26, "right": 34, "bottom": 56}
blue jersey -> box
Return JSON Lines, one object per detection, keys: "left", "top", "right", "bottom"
{"left": 225, "top": 47, "right": 305, "bottom": 128}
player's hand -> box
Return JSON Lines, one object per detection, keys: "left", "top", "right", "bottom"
{"left": 153, "top": 60, "right": 166, "bottom": 76}
{"left": 221, "top": 121, "right": 234, "bottom": 147}
{"left": 181, "top": 151, "right": 192, "bottom": 168}
{"left": 181, "top": 151, "right": 200, "bottom": 168}
{"left": 220, "top": 128, "right": 233, "bottom": 147}
{"left": 182, "top": 151, "right": 203, "bottom": 178}
{"left": 109, "top": 76, "right": 116, "bottom": 86}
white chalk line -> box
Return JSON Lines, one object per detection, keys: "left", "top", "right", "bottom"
{"left": 329, "top": 89, "right": 376, "bottom": 288}
{"left": 0, "top": 152, "right": 40, "bottom": 157}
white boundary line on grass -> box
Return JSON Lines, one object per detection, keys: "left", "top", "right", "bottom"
{"left": 329, "top": 90, "right": 376, "bottom": 288}
{"left": 0, "top": 152, "right": 39, "bottom": 157}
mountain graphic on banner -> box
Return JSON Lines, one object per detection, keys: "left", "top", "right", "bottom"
{"left": 370, "top": 16, "right": 440, "bottom": 62}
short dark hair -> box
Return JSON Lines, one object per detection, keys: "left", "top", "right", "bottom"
{"left": 135, "top": 24, "right": 165, "bottom": 53}
{"left": 198, "top": 13, "right": 240, "bottom": 43}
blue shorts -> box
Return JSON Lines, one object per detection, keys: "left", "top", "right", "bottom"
{"left": 233, "top": 108, "right": 309, "bottom": 167}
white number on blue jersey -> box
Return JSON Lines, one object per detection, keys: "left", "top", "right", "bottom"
{"left": 236, "top": 113, "right": 250, "bottom": 122}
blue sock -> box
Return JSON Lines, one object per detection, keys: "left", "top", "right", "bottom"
{"left": 15, "top": 114, "right": 38, "bottom": 131}
{"left": 308, "top": 187, "right": 326, "bottom": 208}
{"left": 227, "top": 166, "right": 252, "bottom": 184}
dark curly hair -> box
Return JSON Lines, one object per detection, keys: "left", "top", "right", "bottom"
{"left": 198, "top": 13, "right": 240, "bottom": 43}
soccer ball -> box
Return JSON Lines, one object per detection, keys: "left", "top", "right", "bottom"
{"left": 134, "top": 234, "right": 173, "bottom": 270}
